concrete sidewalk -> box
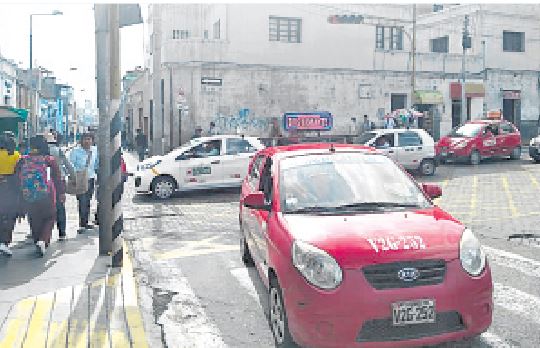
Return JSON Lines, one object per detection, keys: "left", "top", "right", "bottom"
{"left": 0, "top": 156, "right": 150, "bottom": 347}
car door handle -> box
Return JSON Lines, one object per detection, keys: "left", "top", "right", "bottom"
{"left": 388, "top": 150, "right": 394, "bottom": 154}
{"left": 211, "top": 160, "right": 220, "bottom": 164}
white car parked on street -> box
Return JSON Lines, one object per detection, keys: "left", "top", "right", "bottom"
{"left": 357, "top": 128, "right": 438, "bottom": 175}
{"left": 135, "top": 135, "right": 265, "bottom": 199}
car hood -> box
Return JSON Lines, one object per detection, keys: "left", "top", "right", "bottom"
{"left": 280, "top": 207, "right": 464, "bottom": 268}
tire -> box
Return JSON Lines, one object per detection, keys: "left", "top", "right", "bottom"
{"left": 419, "top": 159, "right": 436, "bottom": 176}
{"left": 152, "top": 176, "right": 176, "bottom": 200}
{"left": 510, "top": 146, "right": 521, "bottom": 160}
{"left": 470, "top": 150, "right": 481, "bottom": 165}
{"left": 240, "top": 224, "right": 254, "bottom": 266}
{"left": 269, "top": 277, "right": 296, "bottom": 348}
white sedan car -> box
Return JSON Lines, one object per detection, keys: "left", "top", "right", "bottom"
{"left": 135, "top": 135, "right": 265, "bottom": 199}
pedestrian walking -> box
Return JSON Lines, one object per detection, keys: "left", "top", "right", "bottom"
{"left": 18, "top": 135, "right": 65, "bottom": 256}
{"left": 0, "top": 133, "right": 22, "bottom": 256}
{"left": 47, "top": 133, "right": 75, "bottom": 241}
{"left": 135, "top": 129, "right": 148, "bottom": 162}
{"left": 207, "top": 121, "right": 219, "bottom": 136}
{"left": 384, "top": 115, "right": 395, "bottom": 129}
{"left": 69, "top": 133, "right": 98, "bottom": 233}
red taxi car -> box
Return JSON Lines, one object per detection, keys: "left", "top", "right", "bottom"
{"left": 240, "top": 144, "right": 492, "bottom": 348}
{"left": 436, "top": 120, "right": 521, "bottom": 165}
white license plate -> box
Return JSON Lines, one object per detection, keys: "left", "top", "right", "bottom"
{"left": 392, "top": 299, "right": 436, "bottom": 326}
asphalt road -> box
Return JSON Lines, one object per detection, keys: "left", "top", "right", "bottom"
{"left": 123, "top": 153, "right": 540, "bottom": 348}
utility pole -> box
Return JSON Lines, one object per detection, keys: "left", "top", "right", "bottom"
{"left": 411, "top": 4, "right": 416, "bottom": 108}
{"left": 152, "top": 6, "right": 164, "bottom": 155}
{"left": 461, "top": 15, "right": 470, "bottom": 124}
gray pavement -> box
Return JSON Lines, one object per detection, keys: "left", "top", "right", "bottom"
{"left": 123, "top": 151, "right": 540, "bottom": 348}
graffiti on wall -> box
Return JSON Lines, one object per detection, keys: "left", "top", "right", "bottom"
{"left": 212, "top": 108, "right": 272, "bottom": 135}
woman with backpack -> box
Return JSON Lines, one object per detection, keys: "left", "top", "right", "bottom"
{"left": 18, "top": 135, "right": 65, "bottom": 256}
{"left": 0, "top": 133, "right": 21, "bottom": 256}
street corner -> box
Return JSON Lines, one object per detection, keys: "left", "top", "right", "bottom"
{"left": 0, "top": 243, "right": 150, "bottom": 348}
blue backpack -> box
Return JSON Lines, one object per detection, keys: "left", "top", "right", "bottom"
{"left": 18, "top": 155, "right": 55, "bottom": 203}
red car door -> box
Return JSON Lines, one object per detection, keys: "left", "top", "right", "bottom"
{"left": 479, "top": 125, "right": 496, "bottom": 157}
{"left": 500, "top": 122, "right": 520, "bottom": 154}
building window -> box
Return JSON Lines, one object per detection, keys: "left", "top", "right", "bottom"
{"left": 269, "top": 16, "right": 301, "bottom": 43}
{"left": 376, "top": 26, "right": 384, "bottom": 49}
{"left": 204, "top": 30, "right": 209, "bottom": 39}
{"left": 430, "top": 36, "right": 449, "bottom": 53}
{"left": 375, "top": 26, "right": 402, "bottom": 50}
{"left": 213, "top": 20, "right": 220, "bottom": 39}
{"left": 173, "top": 29, "right": 190, "bottom": 40}
{"left": 503, "top": 31, "right": 524, "bottom": 52}
{"left": 433, "top": 4, "right": 444, "bottom": 12}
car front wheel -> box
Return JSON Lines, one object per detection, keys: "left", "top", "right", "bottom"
{"left": 152, "top": 176, "right": 176, "bottom": 199}
{"left": 269, "top": 277, "right": 296, "bottom": 348}
{"left": 510, "top": 146, "right": 521, "bottom": 160}
{"left": 470, "top": 150, "right": 481, "bottom": 165}
{"left": 419, "top": 159, "right": 436, "bottom": 176}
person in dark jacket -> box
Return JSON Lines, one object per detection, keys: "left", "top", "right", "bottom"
{"left": 135, "top": 129, "right": 148, "bottom": 161}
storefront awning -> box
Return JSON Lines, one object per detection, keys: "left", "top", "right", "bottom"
{"left": 450, "top": 82, "right": 485, "bottom": 99}
{"left": 0, "top": 106, "right": 28, "bottom": 121}
{"left": 413, "top": 91, "right": 443, "bottom": 105}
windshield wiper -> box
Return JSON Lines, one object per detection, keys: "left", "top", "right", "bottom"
{"left": 334, "top": 202, "right": 423, "bottom": 210}
{"left": 285, "top": 206, "right": 341, "bottom": 214}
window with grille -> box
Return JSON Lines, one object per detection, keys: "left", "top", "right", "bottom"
{"left": 375, "top": 26, "right": 403, "bottom": 50}
{"left": 430, "top": 36, "right": 449, "bottom": 53}
{"left": 269, "top": 16, "right": 301, "bottom": 43}
{"left": 173, "top": 29, "right": 189, "bottom": 40}
{"left": 503, "top": 31, "right": 524, "bottom": 52}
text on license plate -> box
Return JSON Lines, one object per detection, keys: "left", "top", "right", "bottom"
{"left": 392, "top": 299, "right": 436, "bottom": 326}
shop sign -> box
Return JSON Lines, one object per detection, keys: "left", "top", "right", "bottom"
{"left": 283, "top": 112, "right": 332, "bottom": 131}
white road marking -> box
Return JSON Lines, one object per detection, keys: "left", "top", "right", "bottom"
{"left": 230, "top": 267, "right": 262, "bottom": 309}
{"left": 481, "top": 331, "right": 515, "bottom": 348}
{"left": 484, "top": 246, "right": 540, "bottom": 279}
{"left": 494, "top": 283, "right": 540, "bottom": 325}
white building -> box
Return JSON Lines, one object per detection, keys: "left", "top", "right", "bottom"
{"left": 126, "top": 4, "right": 540, "bottom": 154}
{"left": 0, "top": 55, "right": 17, "bottom": 107}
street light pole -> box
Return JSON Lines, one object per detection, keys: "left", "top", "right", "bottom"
{"left": 411, "top": 4, "right": 416, "bottom": 108}
{"left": 461, "top": 15, "right": 470, "bottom": 124}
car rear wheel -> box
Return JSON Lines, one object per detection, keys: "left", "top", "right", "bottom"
{"left": 510, "top": 146, "right": 521, "bottom": 160}
{"left": 419, "top": 159, "right": 436, "bottom": 176}
{"left": 269, "top": 277, "right": 296, "bottom": 348}
{"left": 470, "top": 150, "right": 481, "bottom": 165}
{"left": 152, "top": 176, "right": 176, "bottom": 200}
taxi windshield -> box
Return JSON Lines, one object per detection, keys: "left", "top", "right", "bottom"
{"left": 449, "top": 123, "right": 483, "bottom": 138}
{"left": 279, "top": 152, "right": 431, "bottom": 213}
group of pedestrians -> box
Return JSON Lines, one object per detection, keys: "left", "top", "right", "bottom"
{"left": 0, "top": 132, "right": 98, "bottom": 257}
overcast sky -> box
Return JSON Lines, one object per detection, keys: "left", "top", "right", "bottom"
{"left": 0, "top": 2, "right": 146, "bottom": 106}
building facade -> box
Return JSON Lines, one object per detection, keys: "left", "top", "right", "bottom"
{"left": 124, "top": 4, "right": 540, "bottom": 154}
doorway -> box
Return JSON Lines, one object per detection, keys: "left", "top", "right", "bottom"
{"left": 503, "top": 98, "right": 521, "bottom": 129}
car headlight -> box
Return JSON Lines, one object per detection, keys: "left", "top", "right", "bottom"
{"left": 139, "top": 160, "right": 161, "bottom": 170}
{"left": 454, "top": 140, "right": 469, "bottom": 149}
{"left": 292, "top": 240, "right": 343, "bottom": 290}
{"left": 459, "top": 229, "right": 486, "bottom": 276}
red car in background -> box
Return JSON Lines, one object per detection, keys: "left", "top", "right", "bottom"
{"left": 436, "top": 120, "right": 521, "bottom": 165}
{"left": 240, "top": 144, "right": 492, "bottom": 348}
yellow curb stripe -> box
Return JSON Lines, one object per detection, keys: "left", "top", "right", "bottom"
{"left": 0, "top": 297, "right": 36, "bottom": 348}
{"left": 22, "top": 293, "right": 55, "bottom": 348}
{"left": 528, "top": 172, "right": 539, "bottom": 188}
{"left": 122, "top": 241, "right": 149, "bottom": 348}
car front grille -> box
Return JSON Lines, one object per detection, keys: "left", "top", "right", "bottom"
{"left": 356, "top": 311, "right": 464, "bottom": 342}
{"left": 362, "top": 259, "right": 446, "bottom": 290}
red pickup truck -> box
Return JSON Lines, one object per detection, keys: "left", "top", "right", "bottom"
{"left": 436, "top": 120, "right": 521, "bottom": 165}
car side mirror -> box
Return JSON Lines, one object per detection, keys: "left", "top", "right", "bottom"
{"left": 422, "top": 183, "right": 442, "bottom": 199}
{"left": 243, "top": 191, "right": 271, "bottom": 211}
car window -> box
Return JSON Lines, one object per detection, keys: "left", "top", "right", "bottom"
{"left": 500, "top": 123, "right": 514, "bottom": 134}
{"left": 226, "top": 138, "right": 256, "bottom": 155}
{"left": 259, "top": 158, "right": 273, "bottom": 203}
{"left": 374, "top": 134, "right": 395, "bottom": 148}
{"left": 191, "top": 139, "right": 222, "bottom": 157}
{"left": 398, "top": 132, "right": 422, "bottom": 147}
{"left": 248, "top": 155, "right": 265, "bottom": 188}
{"left": 279, "top": 153, "right": 430, "bottom": 212}
{"left": 357, "top": 132, "right": 377, "bottom": 144}
{"left": 450, "top": 123, "right": 483, "bottom": 137}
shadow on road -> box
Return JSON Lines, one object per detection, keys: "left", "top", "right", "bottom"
{"left": 131, "top": 187, "right": 241, "bottom": 205}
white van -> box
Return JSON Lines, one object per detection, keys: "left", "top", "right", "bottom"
{"left": 358, "top": 128, "right": 437, "bottom": 175}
